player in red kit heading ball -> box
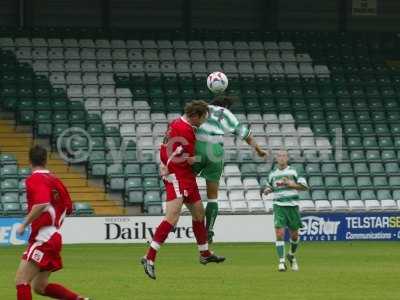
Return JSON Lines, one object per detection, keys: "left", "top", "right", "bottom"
{"left": 15, "top": 145, "right": 90, "bottom": 300}
{"left": 141, "top": 100, "right": 225, "bottom": 280}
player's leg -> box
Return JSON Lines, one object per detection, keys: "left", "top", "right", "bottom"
{"left": 31, "top": 271, "right": 89, "bottom": 300}
{"left": 146, "top": 197, "right": 183, "bottom": 262}
{"left": 185, "top": 200, "right": 225, "bottom": 265}
{"left": 273, "top": 205, "right": 288, "bottom": 271}
{"left": 142, "top": 192, "right": 184, "bottom": 279}
{"left": 286, "top": 206, "right": 303, "bottom": 271}
{"left": 205, "top": 180, "right": 219, "bottom": 243}
{"left": 15, "top": 260, "right": 41, "bottom": 300}
{"left": 203, "top": 143, "right": 224, "bottom": 242}
{"left": 287, "top": 229, "right": 300, "bottom": 271}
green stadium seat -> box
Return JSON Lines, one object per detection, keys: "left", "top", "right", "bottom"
{"left": 353, "top": 163, "right": 369, "bottom": 175}
{"left": 328, "top": 190, "right": 344, "bottom": 201}
{"left": 125, "top": 164, "right": 141, "bottom": 177}
{"left": 321, "top": 163, "right": 337, "bottom": 174}
{"left": 309, "top": 176, "right": 324, "bottom": 188}
{"left": 362, "top": 137, "right": 377, "bottom": 148}
{"left": 126, "top": 191, "right": 144, "bottom": 205}
{"left": 382, "top": 150, "right": 396, "bottom": 161}
{"left": 0, "top": 165, "right": 18, "bottom": 178}
{"left": 337, "top": 163, "right": 353, "bottom": 175}
{"left": 74, "top": 202, "right": 94, "bottom": 216}
{"left": 347, "top": 137, "right": 362, "bottom": 148}
{"left": 305, "top": 163, "right": 320, "bottom": 175}
{"left": 240, "top": 163, "right": 258, "bottom": 176}
{"left": 143, "top": 177, "right": 160, "bottom": 191}
{"left": 144, "top": 191, "right": 162, "bottom": 203}
{"left": 325, "top": 176, "right": 340, "bottom": 188}
{"left": 369, "top": 163, "right": 385, "bottom": 175}
{"left": 344, "top": 190, "right": 360, "bottom": 200}
{"left": 377, "top": 190, "right": 392, "bottom": 201}
{"left": 366, "top": 151, "right": 380, "bottom": 161}
{"left": 379, "top": 137, "right": 393, "bottom": 148}
{"left": 360, "top": 190, "right": 376, "bottom": 201}
{"left": 350, "top": 150, "right": 365, "bottom": 161}
{"left": 18, "top": 167, "right": 31, "bottom": 179}
{"left": 385, "top": 163, "right": 400, "bottom": 174}
{"left": 2, "top": 202, "right": 22, "bottom": 215}
{"left": 312, "top": 190, "right": 327, "bottom": 200}
{"left": 341, "top": 177, "right": 356, "bottom": 188}
{"left": 389, "top": 176, "right": 400, "bottom": 188}
{"left": 141, "top": 164, "right": 158, "bottom": 177}
{"left": 373, "top": 176, "right": 388, "bottom": 187}
{"left": 0, "top": 154, "right": 17, "bottom": 165}
{"left": 125, "top": 177, "right": 142, "bottom": 191}
{"left": 357, "top": 176, "right": 373, "bottom": 188}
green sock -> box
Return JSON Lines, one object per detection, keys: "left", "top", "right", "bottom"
{"left": 290, "top": 238, "right": 299, "bottom": 255}
{"left": 275, "top": 240, "right": 285, "bottom": 262}
{"left": 205, "top": 200, "right": 218, "bottom": 233}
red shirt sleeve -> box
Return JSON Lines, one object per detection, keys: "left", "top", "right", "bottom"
{"left": 27, "top": 176, "right": 52, "bottom": 207}
{"left": 168, "top": 122, "right": 195, "bottom": 158}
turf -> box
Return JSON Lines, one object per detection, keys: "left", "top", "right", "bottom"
{"left": 1, "top": 242, "right": 399, "bottom": 300}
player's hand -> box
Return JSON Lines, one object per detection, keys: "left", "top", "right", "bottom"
{"left": 256, "top": 148, "right": 268, "bottom": 158}
{"left": 283, "top": 178, "right": 296, "bottom": 188}
{"left": 159, "top": 164, "right": 169, "bottom": 177}
{"left": 263, "top": 188, "right": 273, "bottom": 195}
{"left": 16, "top": 223, "right": 26, "bottom": 236}
{"left": 186, "top": 156, "right": 198, "bottom": 165}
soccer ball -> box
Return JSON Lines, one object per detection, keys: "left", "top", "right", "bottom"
{"left": 207, "top": 72, "right": 228, "bottom": 94}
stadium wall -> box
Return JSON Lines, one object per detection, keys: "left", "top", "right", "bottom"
{"left": 1, "top": 213, "right": 400, "bottom": 246}
{"left": 4, "top": 0, "right": 400, "bottom": 31}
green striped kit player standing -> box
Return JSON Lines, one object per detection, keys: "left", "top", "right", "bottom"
{"left": 263, "top": 150, "right": 308, "bottom": 272}
{"left": 192, "top": 96, "right": 267, "bottom": 242}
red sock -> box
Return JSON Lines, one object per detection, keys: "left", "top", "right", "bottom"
{"left": 17, "top": 283, "right": 32, "bottom": 300}
{"left": 146, "top": 220, "right": 173, "bottom": 262}
{"left": 192, "top": 220, "right": 212, "bottom": 257}
{"left": 44, "top": 283, "right": 80, "bottom": 300}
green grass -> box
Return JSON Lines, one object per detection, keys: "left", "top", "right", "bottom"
{"left": 1, "top": 242, "right": 399, "bottom": 300}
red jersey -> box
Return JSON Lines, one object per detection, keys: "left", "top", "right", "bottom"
{"left": 160, "top": 117, "right": 196, "bottom": 182}
{"left": 26, "top": 170, "right": 73, "bottom": 243}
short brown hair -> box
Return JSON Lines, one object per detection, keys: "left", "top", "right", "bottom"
{"left": 184, "top": 100, "right": 209, "bottom": 118}
{"left": 29, "top": 145, "right": 47, "bottom": 167}
{"left": 211, "top": 95, "right": 238, "bottom": 109}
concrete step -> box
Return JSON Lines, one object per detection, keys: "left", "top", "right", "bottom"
{"left": 94, "top": 206, "right": 125, "bottom": 215}
{"left": 70, "top": 192, "right": 107, "bottom": 201}
{"left": 63, "top": 178, "right": 88, "bottom": 187}
{"left": 73, "top": 200, "right": 120, "bottom": 207}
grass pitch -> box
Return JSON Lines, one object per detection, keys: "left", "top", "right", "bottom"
{"left": 1, "top": 242, "right": 399, "bottom": 300}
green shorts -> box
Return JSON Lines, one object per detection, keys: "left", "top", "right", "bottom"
{"left": 192, "top": 140, "right": 224, "bottom": 183}
{"left": 273, "top": 204, "right": 303, "bottom": 230}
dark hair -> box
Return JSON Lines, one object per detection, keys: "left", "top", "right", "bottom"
{"left": 184, "top": 100, "right": 209, "bottom": 118}
{"left": 29, "top": 145, "right": 47, "bottom": 167}
{"left": 210, "top": 95, "right": 238, "bottom": 109}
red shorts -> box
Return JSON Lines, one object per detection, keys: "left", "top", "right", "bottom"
{"left": 163, "top": 174, "right": 201, "bottom": 203}
{"left": 22, "top": 232, "right": 63, "bottom": 272}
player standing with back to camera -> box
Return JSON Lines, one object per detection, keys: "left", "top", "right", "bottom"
{"left": 192, "top": 95, "right": 267, "bottom": 243}
{"left": 141, "top": 100, "right": 225, "bottom": 280}
{"left": 15, "top": 145, "right": 90, "bottom": 300}
{"left": 263, "top": 150, "right": 308, "bottom": 272}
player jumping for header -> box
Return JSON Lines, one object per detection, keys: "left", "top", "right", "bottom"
{"left": 263, "top": 150, "right": 308, "bottom": 272}
{"left": 141, "top": 100, "right": 225, "bottom": 280}
{"left": 15, "top": 145, "right": 90, "bottom": 300}
{"left": 192, "top": 95, "right": 267, "bottom": 243}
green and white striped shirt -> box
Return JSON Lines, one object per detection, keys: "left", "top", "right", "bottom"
{"left": 196, "top": 105, "right": 251, "bottom": 144}
{"left": 265, "top": 166, "right": 308, "bottom": 206}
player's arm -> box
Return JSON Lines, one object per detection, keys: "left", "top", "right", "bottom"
{"left": 262, "top": 173, "right": 274, "bottom": 195}
{"left": 16, "top": 203, "right": 49, "bottom": 235}
{"left": 283, "top": 174, "right": 308, "bottom": 191}
{"left": 221, "top": 108, "right": 267, "bottom": 158}
{"left": 245, "top": 134, "right": 267, "bottom": 158}
{"left": 166, "top": 125, "right": 196, "bottom": 165}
